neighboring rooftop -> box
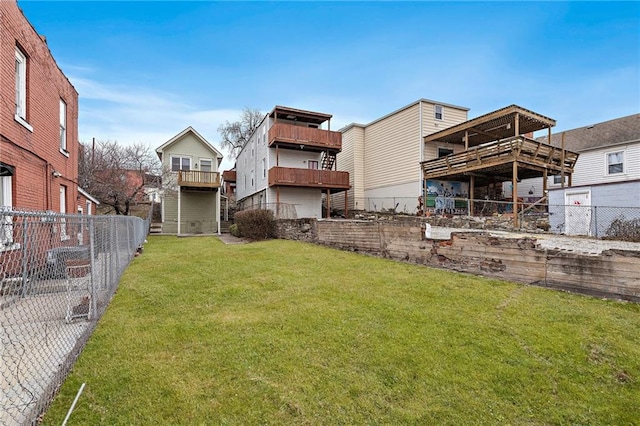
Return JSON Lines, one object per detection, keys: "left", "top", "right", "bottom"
{"left": 537, "top": 113, "right": 640, "bottom": 152}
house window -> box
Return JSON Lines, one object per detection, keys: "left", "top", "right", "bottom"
{"left": 200, "top": 159, "right": 212, "bottom": 172}
{"left": 171, "top": 156, "right": 191, "bottom": 171}
{"left": 308, "top": 160, "right": 319, "bottom": 169}
{"left": 553, "top": 175, "right": 568, "bottom": 185}
{"left": 607, "top": 151, "right": 624, "bottom": 175}
{"left": 59, "top": 99, "right": 67, "bottom": 152}
{"left": 261, "top": 158, "right": 266, "bottom": 179}
{"left": 60, "top": 185, "right": 69, "bottom": 240}
{"left": 1, "top": 164, "right": 15, "bottom": 248}
{"left": 15, "top": 47, "right": 27, "bottom": 120}
{"left": 251, "top": 170, "right": 254, "bottom": 187}
{"left": 437, "top": 148, "right": 453, "bottom": 157}
{"left": 435, "top": 105, "right": 443, "bottom": 120}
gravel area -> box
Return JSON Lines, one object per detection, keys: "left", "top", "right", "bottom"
{"left": 430, "top": 227, "right": 640, "bottom": 255}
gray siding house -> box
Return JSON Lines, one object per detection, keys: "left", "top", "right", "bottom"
{"left": 156, "top": 127, "right": 223, "bottom": 234}
{"left": 542, "top": 114, "right": 640, "bottom": 236}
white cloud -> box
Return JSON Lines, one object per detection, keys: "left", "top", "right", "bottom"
{"left": 69, "top": 75, "right": 244, "bottom": 170}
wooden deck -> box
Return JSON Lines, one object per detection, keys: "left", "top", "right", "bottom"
{"left": 268, "top": 123, "right": 342, "bottom": 151}
{"left": 268, "top": 167, "right": 350, "bottom": 191}
{"left": 422, "top": 136, "right": 579, "bottom": 184}
{"left": 177, "top": 171, "right": 221, "bottom": 188}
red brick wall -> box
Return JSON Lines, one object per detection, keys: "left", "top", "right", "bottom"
{"left": 0, "top": 0, "right": 79, "bottom": 212}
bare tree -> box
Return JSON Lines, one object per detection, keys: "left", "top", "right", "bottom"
{"left": 217, "top": 107, "right": 263, "bottom": 159}
{"left": 79, "top": 140, "right": 161, "bottom": 215}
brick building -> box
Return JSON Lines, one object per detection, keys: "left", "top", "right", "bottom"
{"left": 1, "top": 0, "right": 82, "bottom": 215}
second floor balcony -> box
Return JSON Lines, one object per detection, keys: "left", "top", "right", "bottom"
{"left": 177, "top": 170, "right": 221, "bottom": 189}
{"left": 268, "top": 123, "right": 342, "bottom": 152}
{"left": 268, "top": 167, "right": 350, "bottom": 191}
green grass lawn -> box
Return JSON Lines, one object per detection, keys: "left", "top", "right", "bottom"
{"left": 43, "top": 236, "right": 640, "bottom": 425}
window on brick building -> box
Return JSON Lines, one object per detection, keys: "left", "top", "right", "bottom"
{"left": 60, "top": 185, "right": 69, "bottom": 240}
{"left": 15, "top": 47, "right": 27, "bottom": 120}
{"left": 60, "top": 99, "right": 67, "bottom": 152}
{"left": 0, "top": 163, "right": 15, "bottom": 248}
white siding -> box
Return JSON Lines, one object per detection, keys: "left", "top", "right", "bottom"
{"left": 268, "top": 187, "right": 322, "bottom": 218}
{"left": 546, "top": 143, "right": 640, "bottom": 190}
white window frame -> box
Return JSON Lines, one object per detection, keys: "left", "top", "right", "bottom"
{"left": 606, "top": 150, "right": 624, "bottom": 175}
{"left": 261, "top": 158, "right": 266, "bottom": 179}
{"left": 434, "top": 105, "right": 444, "bottom": 120}
{"left": 553, "top": 175, "right": 568, "bottom": 185}
{"left": 59, "top": 99, "right": 67, "bottom": 154}
{"left": 1, "top": 175, "right": 18, "bottom": 250}
{"left": 14, "top": 47, "right": 32, "bottom": 131}
{"left": 170, "top": 156, "right": 191, "bottom": 172}
{"left": 199, "top": 158, "right": 213, "bottom": 172}
{"left": 60, "top": 185, "right": 69, "bottom": 240}
{"left": 251, "top": 169, "right": 254, "bottom": 187}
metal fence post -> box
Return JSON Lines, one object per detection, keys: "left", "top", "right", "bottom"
{"left": 594, "top": 206, "right": 598, "bottom": 238}
{"left": 89, "top": 217, "right": 97, "bottom": 318}
{"left": 20, "top": 216, "right": 29, "bottom": 297}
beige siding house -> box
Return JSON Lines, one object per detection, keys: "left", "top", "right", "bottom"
{"left": 156, "top": 127, "right": 223, "bottom": 234}
{"left": 335, "top": 99, "right": 468, "bottom": 213}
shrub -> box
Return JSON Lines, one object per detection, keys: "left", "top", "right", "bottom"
{"left": 229, "top": 224, "right": 240, "bottom": 237}
{"left": 233, "top": 209, "right": 276, "bottom": 241}
{"left": 604, "top": 216, "right": 640, "bottom": 242}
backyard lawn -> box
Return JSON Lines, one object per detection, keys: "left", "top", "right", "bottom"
{"left": 43, "top": 236, "right": 640, "bottom": 424}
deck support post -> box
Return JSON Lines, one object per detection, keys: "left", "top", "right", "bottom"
{"left": 326, "top": 189, "right": 330, "bottom": 218}
{"left": 512, "top": 161, "right": 519, "bottom": 228}
{"left": 177, "top": 188, "right": 181, "bottom": 235}
{"left": 469, "top": 175, "right": 475, "bottom": 217}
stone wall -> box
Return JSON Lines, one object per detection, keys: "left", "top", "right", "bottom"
{"left": 277, "top": 219, "right": 640, "bottom": 302}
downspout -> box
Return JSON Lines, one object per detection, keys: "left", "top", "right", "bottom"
{"left": 419, "top": 101, "right": 425, "bottom": 213}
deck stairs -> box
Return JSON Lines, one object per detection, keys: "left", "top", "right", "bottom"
{"left": 321, "top": 151, "right": 336, "bottom": 170}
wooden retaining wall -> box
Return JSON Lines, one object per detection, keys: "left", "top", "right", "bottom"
{"left": 277, "top": 219, "right": 640, "bottom": 302}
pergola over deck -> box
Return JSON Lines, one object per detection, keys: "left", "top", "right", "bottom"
{"left": 421, "top": 105, "right": 579, "bottom": 226}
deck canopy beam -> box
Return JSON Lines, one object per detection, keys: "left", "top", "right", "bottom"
{"left": 424, "top": 105, "right": 556, "bottom": 147}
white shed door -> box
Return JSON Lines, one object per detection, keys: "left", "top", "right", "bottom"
{"left": 565, "top": 191, "right": 591, "bottom": 236}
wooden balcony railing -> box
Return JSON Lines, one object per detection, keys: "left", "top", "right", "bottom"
{"left": 177, "top": 170, "right": 221, "bottom": 188}
{"left": 268, "top": 123, "right": 342, "bottom": 151}
{"left": 421, "top": 136, "right": 579, "bottom": 179}
{"left": 222, "top": 170, "right": 236, "bottom": 182}
{"left": 268, "top": 167, "right": 350, "bottom": 190}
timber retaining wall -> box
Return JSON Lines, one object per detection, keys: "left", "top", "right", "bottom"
{"left": 276, "top": 219, "right": 640, "bottom": 302}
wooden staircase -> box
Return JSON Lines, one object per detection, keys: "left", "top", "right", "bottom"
{"left": 220, "top": 220, "right": 232, "bottom": 233}
{"left": 149, "top": 223, "right": 163, "bottom": 234}
{"left": 321, "top": 151, "right": 336, "bottom": 170}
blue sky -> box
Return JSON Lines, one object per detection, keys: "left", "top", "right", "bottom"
{"left": 19, "top": 1, "right": 639, "bottom": 171}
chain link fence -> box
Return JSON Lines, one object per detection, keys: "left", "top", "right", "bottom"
{"left": 1, "top": 208, "right": 150, "bottom": 425}
{"left": 345, "top": 197, "right": 640, "bottom": 241}
{"left": 548, "top": 204, "right": 640, "bottom": 240}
